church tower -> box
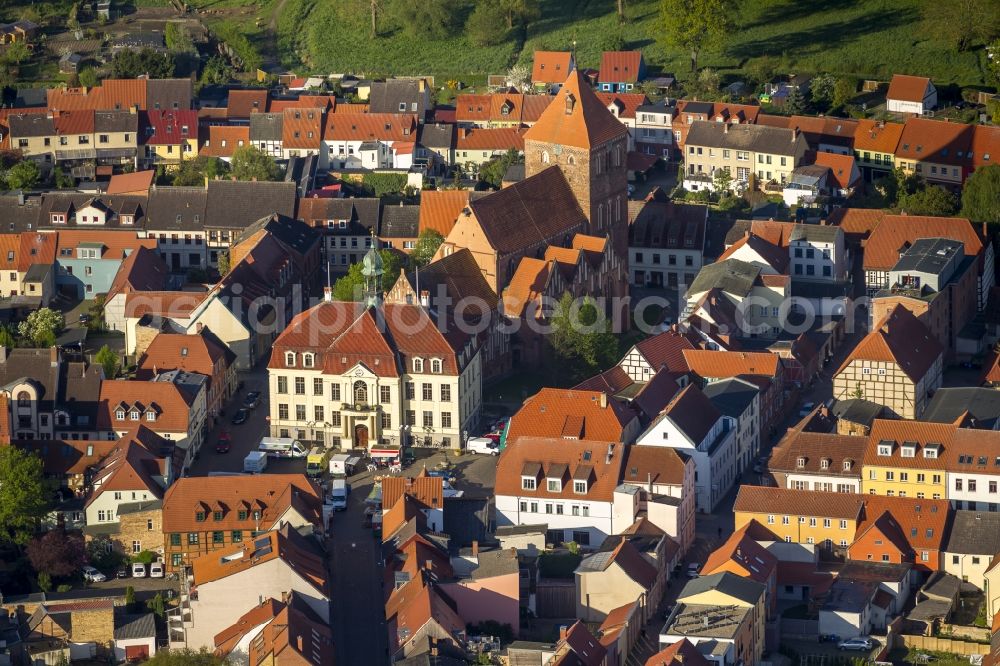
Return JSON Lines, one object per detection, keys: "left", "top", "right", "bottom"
{"left": 361, "top": 236, "right": 384, "bottom": 308}
{"left": 523, "top": 70, "right": 630, "bottom": 238}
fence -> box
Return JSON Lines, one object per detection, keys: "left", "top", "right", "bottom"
{"left": 534, "top": 578, "right": 575, "bottom": 618}
{"left": 899, "top": 634, "right": 988, "bottom": 656}
{"left": 940, "top": 623, "right": 990, "bottom": 642}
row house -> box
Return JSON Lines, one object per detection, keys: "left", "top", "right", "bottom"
{"left": 671, "top": 100, "right": 762, "bottom": 156}
{"left": 198, "top": 125, "right": 249, "bottom": 163}
{"left": 683, "top": 121, "right": 809, "bottom": 192}
{"left": 140, "top": 110, "right": 198, "bottom": 169}
{"left": 724, "top": 219, "right": 849, "bottom": 284}
{"left": 416, "top": 122, "right": 456, "bottom": 172}
{"left": 46, "top": 78, "right": 192, "bottom": 112}
{"left": 758, "top": 114, "right": 858, "bottom": 155}
{"left": 506, "top": 387, "right": 641, "bottom": 445}
{"left": 321, "top": 112, "right": 418, "bottom": 170}
{"left": 52, "top": 230, "right": 156, "bottom": 299}
{"left": 832, "top": 305, "right": 943, "bottom": 419}
{"left": 597, "top": 91, "right": 649, "bottom": 151}
{"left": 9, "top": 110, "right": 100, "bottom": 176}
{"left": 894, "top": 117, "right": 971, "bottom": 189}
{"left": 628, "top": 199, "right": 707, "bottom": 289}
{"left": 248, "top": 111, "right": 284, "bottom": 157}
{"left": 853, "top": 119, "right": 905, "bottom": 181}
{"left": 682, "top": 258, "right": 789, "bottom": 339}
{"left": 454, "top": 92, "right": 551, "bottom": 127}
{"left": 454, "top": 126, "right": 525, "bottom": 172}
{"left": 142, "top": 185, "right": 209, "bottom": 271}
{"left": 767, "top": 429, "right": 867, "bottom": 493}
{"left": 281, "top": 106, "right": 325, "bottom": 160}
{"left": 212, "top": 594, "right": 334, "bottom": 665}
{"left": 681, "top": 349, "right": 785, "bottom": 434}
{"left": 202, "top": 180, "right": 298, "bottom": 267}
{"left": 598, "top": 51, "right": 646, "bottom": 93}
{"left": 635, "top": 384, "right": 737, "bottom": 513}
{"left": 632, "top": 99, "right": 678, "bottom": 158}
{"left": 703, "top": 377, "right": 761, "bottom": 476}
{"left": 267, "top": 294, "right": 483, "bottom": 454}
{"left": 296, "top": 196, "right": 379, "bottom": 272}
{"left": 160, "top": 474, "right": 322, "bottom": 572}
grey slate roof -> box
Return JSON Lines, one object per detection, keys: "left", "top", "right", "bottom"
{"left": 418, "top": 122, "right": 454, "bottom": 149}
{"left": 921, "top": 388, "right": 1000, "bottom": 430}
{"left": 8, "top": 113, "right": 55, "bottom": 137}
{"left": 145, "top": 186, "right": 208, "bottom": 231}
{"left": 0, "top": 195, "right": 41, "bottom": 232}
{"left": 249, "top": 112, "right": 284, "bottom": 142}
{"left": 15, "top": 88, "right": 47, "bottom": 108}
{"left": 831, "top": 398, "right": 884, "bottom": 426}
{"left": 789, "top": 223, "right": 840, "bottom": 243}
{"left": 892, "top": 237, "right": 963, "bottom": 276}
{"left": 95, "top": 110, "right": 138, "bottom": 133}
{"left": 113, "top": 611, "right": 156, "bottom": 640}
{"left": 379, "top": 204, "right": 420, "bottom": 238}
{"left": 146, "top": 78, "right": 193, "bottom": 111}
{"left": 205, "top": 180, "right": 296, "bottom": 230}
{"left": 369, "top": 79, "right": 422, "bottom": 114}
{"left": 679, "top": 571, "right": 765, "bottom": 605}
{"left": 238, "top": 214, "right": 320, "bottom": 256}
{"left": 688, "top": 258, "right": 760, "bottom": 297}
{"left": 942, "top": 511, "right": 1000, "bottom": 555}
{"left": 686, "top": 120, "right": 808, "bottom": 156}
{"left": 703, "top": 377, "right": 759, "bottom": 417}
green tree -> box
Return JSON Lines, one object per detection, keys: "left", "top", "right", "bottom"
{"left": 3, "top": 41, "right": 30, "bottom": 66}
{"left": 989, "top": 38, "right": 1000, "bottom": 85}
{"left": 658, "top": 0, "right": 733, "bottom": 72}
{"left": 199, "top": 55, "right": 235, "bottom": 86}
{"left": 38, "top": 572, "right": 51, "bottom": 593}
{"left": 125, "top": 585, "right": 136, "bottom": 608}
{"left": 549, "top": 293, "right": 618, "bottom": 380}
{"left": 499, "top": 0, "right": 539, "bottom": 29}
{"left": 67, "top": 2, "right": 80, "bottom": 29}
{"left": 7, "top": 160, "right": 41, "bottom": 190}
{"left": 688, "top": 67, "right": 720, "bottom": 99}
{"left": 810, "top": 74, "right": 835, "bottom": 106}
{"left": 745, "top": 55, "right": 778, "bottom": 91}
{"left": 467, "top": 1, "right": 509, "bottom": 46}
{"left": 922, "top": 0, "right": 1000, "bottom": 52}
{"left": 410, "top": 229, "right": 444, "bottom": 267}
{"left": 394, "top": 0, "right": 462, "bottom": 40}
{"left": 95, "top": 345, "right": 120, "bottom": 379}
{"left": 832, "top": 77, "right": 857, "bottom": 110}
{"left": 78, "top": 67, "right": 99, "bottom": 88}
{"left": 713, "top": 167, "right": 732, "bottom": 193}
{"left": 784, "top": 86, "right": 806, "bottom": 115}
{"left": 111, "top": 48, "right": 175, "bottom": 79}
{"left": 147, "top": 592, "right": 165, "bottom": 618}
{"left": 143, "top": 648, "right": 227, "bottom": 665}
{"left": 962, "top": 164, "right": 1000, "bottom": 225}
{"left": 18, "top": 308, "right": 63, "bottom": 347}
{"left": 0, "top": 446, "right": 50, "bottom": 546}
{"left": 331, "top": 262, "right": 365, "bottom": 301}
{"left": 165, "top": 22, "right": 195, "bottom": 52}
{"left": 230, "top": 145, "right": 282, "bottom": 182}
{"left": 380, "top": 250, "right": 404, "bottom": 291}
{"left": 0, "top": 326, "right": 15, "bottom": 348}
{"left": 217, "top": 251, "right": 231, "bottom": 276}
{"left": 898, "top": 185, "right": 958, "bottom": 217}
{"left": 173, "top": 155, "right": 229, "bottom": 186}
{"left": 53, "top": 166, "right": 74, "bottom": 189}
{"left": 478, "top": 148, "right": 522, "bottom": 188}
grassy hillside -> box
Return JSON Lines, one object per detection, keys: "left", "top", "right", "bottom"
{"left": 294, "top": 0, "right": 987, "bottom": 87}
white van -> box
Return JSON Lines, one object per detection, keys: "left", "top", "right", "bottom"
{"left": 259, "top": 437, "right": 308, "bottom": 458}
{"left": 329, "top": 478, "right": 349, "bottom": 511}
{"left": 149, "top": 561, "right": 164, "bottom": 578}
{"left": 132, "top": 562, "right": 147, "bottom": 578}
{"left": 466, "top": 437, "right": 499, "bottom": 455}
{"left": 244, "top": 451, "right": 268, "bottom": 473}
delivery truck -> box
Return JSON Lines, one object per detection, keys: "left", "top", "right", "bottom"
{"left": 259, "top": 437, "right": 308, "bottom": 458}
{"left": 329, "top": 478, "right": 349, "bottom": 511}
{"left": 329, "top": 453, "right": 361, "bottom": 477}
{"left": 306, "top": 447, "right": 331, "bottom": 477}
{"left": 244, "top": 451, "right": 268, "bottom": 473}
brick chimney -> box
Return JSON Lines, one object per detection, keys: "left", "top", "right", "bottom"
{"left": 471, "top": 540, "right": 479, "bottom": 558}
{"left": 560, "top": 625, "right": 570, "bottom": 640}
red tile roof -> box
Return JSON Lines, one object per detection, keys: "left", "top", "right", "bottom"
{"left": 768, "top": 430, "right": 867, "bottom": 476}
{"left": 142, "top": 110, "right": 197, "bottom": 146}
{"left": 836, "top": 304, "right": 942, "bottom": 382}
{"left": 55, "top": 230, "right": 156, "bottom": 260}
{"left": 106, "top": 170, "right": 154, "bottom": 196}
{"left": 896, "top": 118, "right": 973, "bottom": 166}
{"left": 17, "top": 232, "right": 57, "bottom": 272}
{"left": 717, "top": 233, "right": 789, "bottom": 273}
{"left": 456, "top": 126, "right": 525, "bottom": 151}
{"left": 620, "top": 445, "right": 688, "bottom": 487}
{"left": 854, "top": 494, "right": 951, "bottom": 554}
{"left": 322, "top": 113, "right": 417, "bottom": 142}
{"left": 596, "top": 92, "right": 648, "bottom": 120}
{"left": 853, "top": 119, "right": 905, "bottom": 155}
{"left": 970, "top": 125, "right": 1000, "bottom": 171}
{"left": 814, "top": 152, "right": 859, "bottom": 189}
{"left": 199, "top": 125, "right": 249, "bottom": 157}
{"left": 734, "top": 485, "right": 866, "bottom": 521}
{"left": 887, "top": 74, "right": 932, "bottom": 103}
{"left": 124, "top": 291, "right": 207, "bottom": 319}
{"left": 53, "top": 110, "right": 95, "bottom": 135}
{"left": 418, "top": 190, "right": 472, "bottom": 237}
{"left": 645, "top": 639, "right": 711, "bottom": 666}
{"left": 136, "top": 331, "right": 231, "bottom": 381}
{"left": 507, "top": 387, "right": 636, "bottom": 443}
{"left": 381, "top": 473, "right": 444, "bottom": 512}
{"left": 495, "top": 436, "right": 626, "bottom": 502}
{"left": 523, "top": 70, "right": 628, "bottom": 149}
{"left": 599, "top": 51, "right": 643, "bottom": 83}
{"left": 501, "top": 257, "right": 551, "bottom": 318}
{"left": 97, "top": 379, "right": 195, "bottom": 432}
{"left": 861, "top": 213, "right": 983, "bottom": 270}
{"left": 826, "top": 207, "right": 886, "bottom": 239}
{"left": 864, "top": 419, "right": 957, "bottom": 469}
{"left": 702, "top": 521, "right": 778, "bottom": 584}
{"left": 532, "top": 51, "right": 574, "bottom": 84}
{"left": 227, "top": 89, "right": 269, "bottom": 118}
{"left": 682, "top": 350, "right": 780, "bottom": 379}
{"left": 282, "top": 107, "right": 324, "bottom": 149}
{"left": 213, "top": 598, "right": 283, "bottom": 654}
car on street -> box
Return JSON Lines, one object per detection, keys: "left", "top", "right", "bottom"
{"left": 686, "top": 563, "right": 701, "bottom": 578}
{"left": 243, "top": 392, "right": 261, "bottom": 409}
{"left": 215, "top": 434, "right": 231, "bottom": 453}
{"left": 231, "top": 409, "right": 249, "bottom": 425}
{"left": 837, "top": 637, "right": 873, "bottom": 651}
{"left": 82, "top": 566, "right": 106, "bottom": 583}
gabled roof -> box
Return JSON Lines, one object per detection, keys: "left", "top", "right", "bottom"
{"left": 97, "top": 379, "right": 194, "bottom": 432}
{"left": 717, "top": 233, "right": 789, "bottom": 273}
{"left": 455, "top": 126, "right": 525, "bottom": 151}
{"left": 205, "top": 180, "right": 297, "bottom": 230}
{"left": 599, "top": 51, "right": 643, "bottom": 83}
{"left": 896, "top": 118, "right": 973, "bottom": 166}
{"left": 862, "top": 213, "right": 983, "bottom": 270}
{"left": 507, "top": 388, "right": 636, "bottom": 443}
{"left": 532, "top": 51, "right": 574, "bottom": 84}
{"left": 836, "top": 305, "right": 942, "bottom": 382}
{"left": 855, "top": 494, "right": 951, "bottom": 554}
{"left": 495, "top": 436, "right": 626, "bottom": 502}
{"left": 734, "top": 485, "right": 865, "bottom": 521}
{"left": 768, "top": 430, "right": 867, "bottom": 476}
{"left": 501, "top": 258, "right": 551, "bottom": 318}
{"left": 466, "top": 165, "right": 586, "bottom": 255}
{"left": 395, "top": 247, "right": 499, "bottom": 312}
{"left": 631, "top": 329, "right": 695, "bottom": 373}
{"left": 702, "top": 521, "right": 778, "bottom": 584}
{"left": 887, "top": 74, "right": 933, "bottom": 103}
{"left": 682, "top": 349, "right": 780, "bottom": 379}
{"left": 136, "top": 330, "right": 235, "bottom": 381}
{"left": 577, "top": 537, "right": 657, "bottom": 589}
{"left": 627, "top": 199, "right": 707, "bottom": 251}
{"left": 322, "top": 112, "right": 417, "bottom": 142}
{"left": 942, "top": 510, "right": 1000, "bottom": 556}
{"left": 213, "top": 598, "right": 284, "bottom": 654}
{"left": 687, "top": 258, "right": 761, "bottom": 297}
{"left": 418, "top": 190, "right": 475, "bottom": 237}
{"left": 106, "top": 170, "right": 155, "bottom": 196}
{"left": 105, "top": 245, "right": 169, "bottom": 302}
{"left": 679, "top": 571, "right": 765, "bottom": 606}
{"left": 555, "top": 621, "right": 607, "bottom": 666}
{"left": 199, "top": 125, "right": 249, "bottom": 158}
{"left": 523, "top": 70, "right": 628, "bottom": 149}
{"left": 248, "top": 593, "right": 334, "bottom": 665}
{"left": 382, "top": 474, "right": 444, "bottom": 512}
{"left": 645, "top": 639, "right": 711, "bottom": 666}
{"left": 814, "top": 152, "right": 859, "bottom": 189}
{"left": 141, "top": 110, "right": 197, "bottom": 146}
{"left": 227, "top": 89, "right": 269, "bottom": 118}
{"left": 86, "top": 435, "right": 168, "bottom": 507}
{"left": 853, "top": 119, "right": 905, "bottom": 155}
{"left": 620, "top": 445, "right": 687, "bottom": 487}
{"left": 656, "top": 384, "right": 722, "bottom": 444}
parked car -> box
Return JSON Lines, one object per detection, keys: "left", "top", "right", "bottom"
{"left": 78, "top": 313, "right": 91, "bottom": 326}
{"left": 686, "top": 563, "right": 701, "bottom": 578}
{"left": 243, "top": 391, "right": 261, "bottom": 409}
{"left": 149, "top": 561, "right": 164, "bottom": 578}
{"left": 231, "top": 409, "right": 249, "bottom": 425}
{"left": 215, "top": 432, "right": 232, "bottom": 453}
{"left": 116, "top": 566, "right": 129, "bottom": 579}
{"left": 837, "top": 637, "right": 873, "bottom": 651}
{"left": 82, "top": 566, "right": 106, "bottom": 583}
{"left": 131, "top": 563, "right": 147, "bottom": 578}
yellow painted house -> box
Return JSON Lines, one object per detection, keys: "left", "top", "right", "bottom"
{"left": 142, "top": 110, "right": 198, "bottom": 169}
{"left": 676, "top": 571, "right": 767, "bottom": 666}
{"left": 733, "top": 486, "right": 864, "bottom": 550}
{"left": 860, "top": 420, "right": 951, "bottom": 500}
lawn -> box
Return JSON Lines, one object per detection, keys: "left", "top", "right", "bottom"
{"left": 292, "top": 0, "right": 986, "bottom": 87}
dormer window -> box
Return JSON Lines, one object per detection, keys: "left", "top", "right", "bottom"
{"left": 573, "top": 480, "right": 587, "bottom": 494}
{"left": 430, "top": 359, "right": 442, "bottom": 374}
{"left": 522, "top": 476, "right": 536, "bottom": 491}
{"left": 195, "top": 511, "right": 206, "bottom": 522}
{"left": 303, "top": 353, "right": 315, "bottom": 368}
{"left": 413, "top": 358, "right": 424, "bottom": 373}
{"left": 547, "top": 478, "right": 562, "bottom": 492}
{"left": 877, "top": 440, "right": 893, "bottom": 456}
{"left": 924, "top": 444, "right": 940, "bottom": 459}
{"left": 796, "top": 456, "right": 806, "bottom": 469}
{"left": 285, "top": 352, "right": 296, "bottom": 367}
{"left": 51, "top": 213, "right": 66, "bottom": 224}
{"left": 129, "top": 409, "right": 140, "bottom": 421}
{"left": 115, "top": 408, "right": 126, "bottom": 420}
{"left": 145, "top": 410, "right": 157, "bottom": 422}
{"left": 238, "top": 510, "right": 248, "bottom": 520}
{"left": 843, "top": 460, "right": 853, "bottom": 471}
{"left": 900, "top": 442, "right": 917, "bottom": 458}
{"left": 820, "top": 458, "right": 831, "bottom": 470}
{"left": 121, "top": 215, "right": 133, "bottom": 225}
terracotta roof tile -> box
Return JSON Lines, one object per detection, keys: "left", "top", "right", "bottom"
{"left": 702, "top": 521, "right": 778, "bottom": 583}
{"left": 54, "top": 230, "right": 156, "bottom": 260}
{"left": 734, "top": 485, "right": 865, "bottom": 520}
{"left": 826, "top": 207, "right": 886, "bottom": 239}
{"left": 322, "top": 112, "right": 417, "bottom": 142}
{"left": 381, "top": 475, "right": 444, "bottom": 512}
{"left": 896, "top": 118, "right": 974, "bottom": 166}
{"left": 455, "top": 126, "right": 525, "bottom": 151}
{"left": 862, "top": 214, "right": 983, "bottom": 270}
{"left": 199, "top": 125, "right": 249, "bottom": 157}
{"left": 682, "top": 349, "right": 780, "bottom": 379}
{"left": 0, "top": 234, "right": 19, "bottom": 272}
{"left": 136, "top": 331, "right": 233, "bottom": 380}
{"left": 599, "top": 51, "right": 643, "bottom": 83}
{"left": 124, "top": 291, "right": 208, "bottom": 319}
{"left": 532, "top": 51, "right": 574, "bottom": 84}
{"left": 508, "top": 387, "right": 636, "bottom": 443}
{"left": 887, "top": 74, "right": 932, "bottom": 103}
{"left": 496, "top": 436, "right": 626, "bottom": 502}
{"left": 53, "top": 110, "right": 95, "bottom": 135}
{"left": 855, "top": 494, "right": 951, "bottom": 553}
{"left": 281, "top": 107, "right": 324, "bottom": 149}
{"left": 17, "top": 232, "right": 57, "bottom": 272}
{"left": 854, "top": 119, "right": 905, "bottom": 155}
{"left": 596, "top": 92, "right": 648, "bottom": 120}
{"left": 213, "top": 598, "right": 283, "bottom": 654}
{"left": 814, "top": 152, "right": 859, "bottom": 189}
{"left": 620, "top": 445, "right": 687, "bottom": 487}
{"left": 227, "top": 89, "right": 269, "bottom": 118}
{"left": 645, "top": 639, "right": 711, "bottom": 666}
{"left": 717, "top": 233, "right": 789, "bottom": 273}
{"left": 836, "top": 304, "right": 942, "bottom": 382}
{"left": 970, "top": 125, "right": 1000, "bottom": 171}
{"left": 864, "top": 419, "right": 958, "bottom": 470}
{"left": 141, "top": 110, "right": 197, "bottom": 146}
{"left": 106, "top": 170, "right": 155, "bottom": 196}
{"left": 768, "top": 430, "right": 867, "bottom": 476}
{"left": 524, "top": 70, "right": 628, "bottom": 149}
{"left": 97, "top": 379, "right": 195, "bottom": 432}
{"left": 418, "top": 190, "right": 472, "bottom": 237}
